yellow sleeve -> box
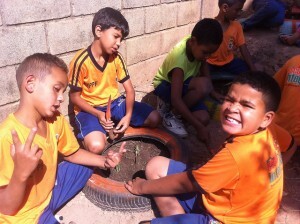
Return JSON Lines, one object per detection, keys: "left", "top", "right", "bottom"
{"left": 68, "top": 50, "right": 87, "bottom": 90}
{"left": 0, "top": 133, "right": 14, "bottom": 187}
{"left": 116, "top": 53, "right": 130, "bottom": 83}
{"left": 56, "top": 115, "right": 80, "bottom": 156}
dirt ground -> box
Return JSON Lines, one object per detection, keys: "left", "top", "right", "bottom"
{"left": 58, "top": 29, "right": 300, "bottom": 224}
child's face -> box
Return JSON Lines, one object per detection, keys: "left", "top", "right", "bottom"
{"left": 224, "top": 2, "right": 244, "bottom": 21}
{"left": 220, "top": 83, "right": 273, "bottom": 136}
{"left": 33, "top": 67, "right": 68, "bottom": 118}
{"left": 190, "top": 40, "right": 220, "bottom": 61}
{"left": 97, "top": 26, "right": 123, "bottom": 54}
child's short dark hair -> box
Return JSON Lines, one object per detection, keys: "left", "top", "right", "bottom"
{"left": 92, "top": 7, "right": 129, "bottom": 38}
{"left": 232, "top": 71, "right": 281, "bottom": 112}
{"left": 16, "top": 53, "right": 68, "bottom": 90}
{"left": 191, "top": 18, "right": 223, "bottom": 46}
{"left": 218, "top": 0, "right": 245, "bottom": 7}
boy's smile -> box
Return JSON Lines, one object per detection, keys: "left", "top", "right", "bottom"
{"left": 221, "top": 83, "right": 272, "bottom": 136}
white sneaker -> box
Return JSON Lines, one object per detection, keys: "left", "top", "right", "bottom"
{"left": 163, "top": 112, "right": 188, "bottom": 138}
{"left": 157, "top": 97, "right": 170, "bottom": 117}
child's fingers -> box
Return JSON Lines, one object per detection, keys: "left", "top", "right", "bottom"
{"left": 119, "top": 142, "right": 127, "bottom": 154}
{"left": 35, "top": 148, "right": 43, "bottom": 159}
{"left": 24, "top": 127, "right": 37, "bottom": 152}
{"left": 10, "top": 144, "right": 16, "bottom": 157}
{"left": 11, "top": 130, "right": 21, "bottom": 149}
{"left": 31, "top": 145, "right": 43, "bottom": 158}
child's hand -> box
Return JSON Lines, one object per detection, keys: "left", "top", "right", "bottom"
{"left": 98, "top": 112, "right": 114, "bottom": 132}
{"left": 104, "top": 142, "right": 126, "bottom": 168}
{"left": 125, "top": 177, "right": 146, "bottom": 195}
{"left": 114, "top": 116, "right": 130, "bottom": 134}
{"left": 10, "top": 128, "right": 43, "bottom": 181}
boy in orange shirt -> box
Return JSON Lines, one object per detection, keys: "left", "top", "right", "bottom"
{"left": 0, "top": 53, "right": 126, "bottom": 223}
{"left": 69, "top": 7, "right": 161, "bottom": 154}
{"left": 274, "top": 55, "right": 300, "bottom": 148}
{"left": 126, "top": 71, "right": 296, "bottom": 224}
{"left": 207, "top": 0, "right": 256, "bottom": 91}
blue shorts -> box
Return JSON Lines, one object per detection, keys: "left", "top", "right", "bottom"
{"left": 154, "top": 78, "right": 207, "bottom": 112}
{"left": 151, "top": 160, "right": 218, "bottom": 224}
{"left": 75, "top": 95, "right": 154, "bottom": 140}
{"left": 208, "top": 57, "right": 250, "bottom": 77}
{"left": 38, "top": 162, "right": 93, "bottom": 224}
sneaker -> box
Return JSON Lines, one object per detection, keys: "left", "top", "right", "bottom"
{"left": 156, "top": 97, "right": 170, "bottom": 117}
{"left": 163, "top": 112, "right": 188, "bottom": 138}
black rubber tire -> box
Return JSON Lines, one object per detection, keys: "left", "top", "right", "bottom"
{"left": 82, "top": 127, "right": 182, "bottom": 212}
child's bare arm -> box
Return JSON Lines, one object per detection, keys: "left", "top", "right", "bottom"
{"left": 114, "top": 79, "right": 135, "bottom": 134}
{"left": 69, "top": 90, "right": 114, "bottom": 131}
{"left": 171, "top": 68, "right": 209, "bottom": 142}
{"left": 64, "top": 142, "right": 126, "bottom": 169}
{"left": 239, "top": 44, "right": 256, "bottom": 71}
{"left": 0, "top": 128, "right": 42, "bottom": 215}
{"left": 125, "top": 172, "right": 196, "bottom": 195}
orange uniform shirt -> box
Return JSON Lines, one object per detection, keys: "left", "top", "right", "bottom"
{"left": 0, "top": 113, "right": 79, "bottom": 223}
{"left": 191, "top": 124, "right": 292, "bottom": 223}
{"left": 274, "top": 55, "right": 300, "bottom": 145}
{"left": 207, "top": 21, "right": 245, "bottom": 66}
{"left": 69, "top": 46, "right": 130, "bottom": 114}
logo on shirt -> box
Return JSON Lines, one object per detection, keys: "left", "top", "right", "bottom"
{"left": 287, "top": 73, "right": 300, "bottom": 86}
{"left": 267, "top": 140, "right": 283, "bottom": 183}
{"left": 227, "top": 37, "right": 235, "bottom": 50}
{"left": 86, "top": 81, "right": 98, "bottom": 89}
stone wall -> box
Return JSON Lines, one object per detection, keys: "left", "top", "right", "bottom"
{"left": 0, "top": 0, "right": 219, "bottom": 121}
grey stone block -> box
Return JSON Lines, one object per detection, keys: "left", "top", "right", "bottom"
{"left": 145, "top": 4, "right": 177, "bottom": 33}
{"left": 0, "top": 66, "right": 19, "bottom": 105}
{"left": 0, "top": 24, "right": 47, "bottom": 67}
{"left": 126, "top": 33, "right": 161, "bottom": 65}
{"left": 47, "top": 16, "right": 94, "bottom": 55}
{"left": 123, "top": 8, "right": 145, "bottom": 38}
{"left": 123, "top": 0, "right": 160, "bottom": 8}
{"left": 177, "top": 0, "right": 201, "bottom": 26}
{"left": 1, "top": 0, "right": 71, "bottom": 25}
{"left": 71, "top": 0, "right": 121, "bottom": 16}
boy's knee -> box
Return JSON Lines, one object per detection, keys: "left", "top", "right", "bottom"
{"left": 190, "top": 77, "right": 213, "bottom": 97}
{"left": 85, "top": 140, "right": 106, "bottom": 154}
{"left": 144, "top": 110, "right": 162, "bottom": 128}
{"left": 145, "top": 156, "right": 170, "bottom": 180}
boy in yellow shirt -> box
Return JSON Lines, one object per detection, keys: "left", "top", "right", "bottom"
{"left": 0, "top": 53, "right": 126, "bottom": 223}
{"left": 69, "top": 7, "right": 160, "bottom": 154}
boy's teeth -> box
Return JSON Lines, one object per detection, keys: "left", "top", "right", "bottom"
{"left": 227, "top": 117, "right": 239, "bottom": 124}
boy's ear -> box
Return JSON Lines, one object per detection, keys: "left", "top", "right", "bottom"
{"left": 24, "top": 75, "right": 36, "bottom": 93}
{"left": 189, "top": 36, "right": 197, "bottom": 45}
{"left": 95, "top": 25, "right": 102, "bottom": 38}
{"left": 260, "top": 111, "right": 275, "bottom": 129}
{"left": 221, "top": 3, "right": 229, "bottom": 13}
